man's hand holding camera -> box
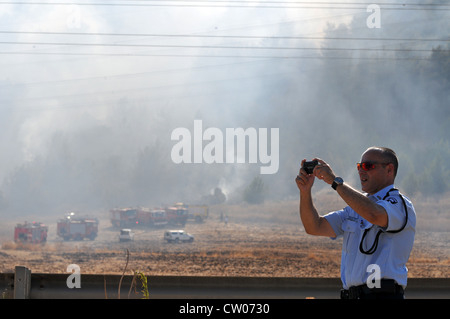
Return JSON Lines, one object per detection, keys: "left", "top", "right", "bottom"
{"left": 296, "top": 158, "right": 336, "bottom": 192}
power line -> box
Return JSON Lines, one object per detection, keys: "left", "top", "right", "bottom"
{"left": 0, "top": 31, "right": 448, "bottom": 43}
{"left": 0, "top": 1, "right": 449, "bottom": 10}
{"left": 0, "top": 59, "right": 268, "bottom": 87}
{"left": 109, "top": 0, "right": 450, "bottom": 6}
{"left": 0, "top": 50, "right": 431, "bottom": 60}
{"left": 0, "top": 40, "right": 443, "bottom": 53}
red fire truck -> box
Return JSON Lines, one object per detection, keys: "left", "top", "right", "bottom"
{"left": 140, "top": 208, "right": 169, "bottom": 227}
{"left": 57, "top": 213, "right": 99, "bottom": 241}
{"left": 166, "top": 203, "right": 188, "bottom": 226}
{"left": 110, "top": 205, "right": 188, "bottom": 228}
{"left": 14, "top": 221, "right": 48, "bottom": 244}
{"left": 110, "top": 208, "right": 139, "bottom": 228}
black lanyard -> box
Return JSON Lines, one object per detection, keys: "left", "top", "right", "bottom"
{"left": 359, "top": 188, "right": 409, "bottom": 255}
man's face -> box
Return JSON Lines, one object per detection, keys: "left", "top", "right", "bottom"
{"left": 358, "top": 150, "right": 394, "bottom": 195}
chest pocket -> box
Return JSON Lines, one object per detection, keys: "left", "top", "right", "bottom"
{"left": 342, "top": 220, "right": 358, "bottom": 253}
{"left": 343, "top": 220, "right": 358, "bottom": 232}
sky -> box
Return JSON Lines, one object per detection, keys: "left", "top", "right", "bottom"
{"left": 0, "top": 1, "right": 448, "bottom": 215}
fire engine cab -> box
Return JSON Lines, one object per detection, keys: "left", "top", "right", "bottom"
{"left": 166, "top": 204, "right": 188, "bottom": 226}
{"left": 57, "top": 212, "right": 99, "bottom": 241}
{"left": 14, "top": 222, "right": 48, "bottom": 244}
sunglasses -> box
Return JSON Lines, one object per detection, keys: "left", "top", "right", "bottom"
{"left": 357, "top": 162, "right": 391, "bottom": 171}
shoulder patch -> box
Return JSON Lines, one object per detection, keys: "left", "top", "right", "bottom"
{"left": 386, "top": 197, "right": 398, "bottom": 204}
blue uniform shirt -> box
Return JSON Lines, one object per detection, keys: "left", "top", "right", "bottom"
{"left": 324, "top": 184, "right": 416, "bottom": 289}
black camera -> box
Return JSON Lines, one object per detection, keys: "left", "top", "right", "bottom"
{"left": 303, "top": 160, "right": 318, "bottom": 175}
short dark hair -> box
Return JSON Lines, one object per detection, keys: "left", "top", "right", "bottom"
{"left": 367, "top": 146, "right": 399, "bottom": 178}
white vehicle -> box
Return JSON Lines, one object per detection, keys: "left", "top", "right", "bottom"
{"left": 119, "top": 229, "right": 134, "bottom": 242}
{"left": 164, "top": 230, "right": 194, "bottom": 243}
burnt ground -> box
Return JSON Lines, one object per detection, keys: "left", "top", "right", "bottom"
{"left": 0, "top": 219, "right": 448, "bottom": 278}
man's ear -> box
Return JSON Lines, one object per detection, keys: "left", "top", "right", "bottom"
{"left": 387, "top": 163, "right": 395, "bottom": 177}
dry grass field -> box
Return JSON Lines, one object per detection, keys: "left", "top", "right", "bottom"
{"left": 0, "top": 191, "right": 449, "bottom": 279}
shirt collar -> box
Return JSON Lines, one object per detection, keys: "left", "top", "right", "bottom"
{"left": 368, "top": 184, "right": 395, "bottom": 201}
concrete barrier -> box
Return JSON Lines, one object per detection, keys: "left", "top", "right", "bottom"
{"left": 1, "top": 266, "right": 449, "bottom": 299}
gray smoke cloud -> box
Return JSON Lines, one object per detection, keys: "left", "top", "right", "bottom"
{"left": 0, "top": 1, "right": 448, "bottom": 217}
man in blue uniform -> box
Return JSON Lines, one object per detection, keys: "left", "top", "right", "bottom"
{"left": 295, "top": 147, "right": 416, "bottom": 299}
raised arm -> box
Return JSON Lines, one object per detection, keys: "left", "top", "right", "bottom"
{"left": 295, "top": 159, "right": 336, "bottom": 237}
